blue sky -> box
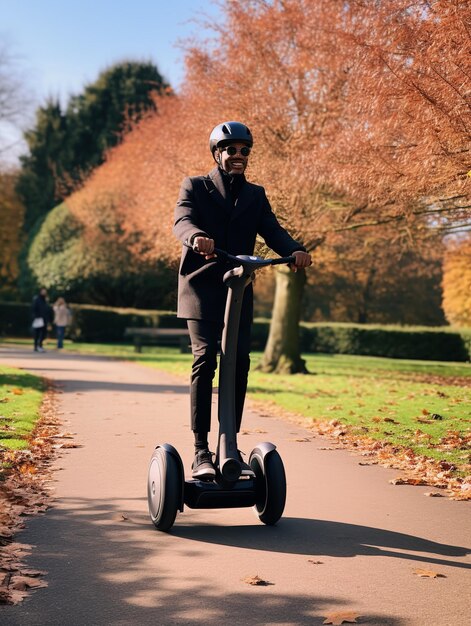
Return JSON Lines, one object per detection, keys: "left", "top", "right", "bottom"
{"left": 0, "top": 0, "right": 220, "bottom": 161}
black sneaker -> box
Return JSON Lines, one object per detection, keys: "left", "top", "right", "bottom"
{"left": 237, "top": 450, "right": 255, "bottom": 477}
{"left": 192, "top": 449, "right": 216, "bottom": 481}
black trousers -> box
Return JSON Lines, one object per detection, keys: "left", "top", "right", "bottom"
{"left": 187, "top": 317, "right": 252, "bottom": 434}
{"left": 33, "top": 326, "right": 47, "bottom": 350}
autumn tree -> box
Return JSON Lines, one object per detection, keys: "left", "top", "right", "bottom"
{"left": 24, "top": 200, "right": 176, "bottom": 308}
{"left": 179, "top": 0, "right": 471, "bottom": 371}
{"left": 49, "top": 92, "right": 203, "bottom": 307}
{"left": 17, "top": 61, "right": 169, "bottom": 232}
{"left": 59, "top": 1, "right": 470, "bottom": 362}
{"left": 253, "top": 234, "right": 446, "bottom": 326}
{"left": 303, "top": 228, "right": 446, "bottom": 325}
{"left": 67, "top": 96, "right": 202, "bottom": 267}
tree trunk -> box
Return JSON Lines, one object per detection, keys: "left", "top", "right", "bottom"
{"left": 357, "top": 267, "right": 377, "bottom": 324}
{"left": 257, "top": 265, "right": 308, "bottom": 374}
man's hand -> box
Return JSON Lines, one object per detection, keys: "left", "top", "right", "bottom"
{"left": 193, "top": 236, "right": 216, "bottom": 259}
{"left": 290, "top": 250, "right": 312, "bottom": 272}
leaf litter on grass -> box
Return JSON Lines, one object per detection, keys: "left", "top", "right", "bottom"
{"left": 247, "top": 354, "right": 470, "bottom": 498}
{"left": 0, "top": 383, "right": 64, "bottom": 604}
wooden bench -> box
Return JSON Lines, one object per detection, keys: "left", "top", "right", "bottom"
{"left": 124, "top": 327, "right": 190, "bottom": 353}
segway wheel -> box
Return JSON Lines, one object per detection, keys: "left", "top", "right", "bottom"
{"left": 250, "top": 448, "right": 286, "bottom": 525}
{"left": 148, "top": 446, "right": 181, "bottom": 532}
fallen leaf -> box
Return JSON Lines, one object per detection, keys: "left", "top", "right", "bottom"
{"left": 242, "top": 574, "right": 273, "bottom": 586}
{"left": 10, "top": 575, "right": 47, "bottom": 590}
{"left": 18, "top": 464, "right": 37, "bottom": 475}
{"left": 413, "top": 568, "right": 445, "bottom": 578}
{"left": 439, "top": 461, "right": 456, "bottom": 471}
{"left": 323, "top": 610, "right": 361, "bottom": 624}
{"left": 424, "top": 492, "right": 444, "bottom": 497}
{"left": 0, "top": 526, "right": 14, "bottom": 539}
{"left": 19, "top": 569, "right": 47, "bottom": 577}
{"left": 11, "top": 389, "right": 24, "bottom": 396}
{"left": 390, "top": 477, "right": 428, "bottom": 486}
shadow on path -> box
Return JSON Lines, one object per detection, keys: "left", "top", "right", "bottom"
{"left": 173, "top": 516, "right": 470, "bottom": 569}
{"left": 0, "top": 348, "right": 188, "bottom": 394}
{"left": 1, "top": 498, "right": 409, "bottom": 626}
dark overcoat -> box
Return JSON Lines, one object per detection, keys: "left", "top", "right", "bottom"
{"left": 173, "top": 167, "right": 304, "bottom": 321}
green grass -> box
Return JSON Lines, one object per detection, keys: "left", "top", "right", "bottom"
{"left": 0, "top": 365, "right": 45, "bottom": 451}
{"left": 2, "top": 339, "right": 470, "bottom": 468}
{"left": 247, "top": 354, "right": 470, "bottom": 467}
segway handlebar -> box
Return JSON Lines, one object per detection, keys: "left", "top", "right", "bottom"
{"left": 184, "top": 241, "right": 295, "bottom": 268}
{"left": 214, "top": 248, "right": 295, "bottom": 267}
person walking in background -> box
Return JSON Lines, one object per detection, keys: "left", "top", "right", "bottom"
{"left": 53, "top": 297, "right": 71, "bottom": 349}
{"left": 32, "top": 287, "right": 52, "bottom": 352}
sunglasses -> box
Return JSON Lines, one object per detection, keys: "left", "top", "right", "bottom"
{"left": 221, "top": 145, "right": 251, "bottom": 157}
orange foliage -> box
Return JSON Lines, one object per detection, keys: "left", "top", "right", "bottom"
{"left": 67, "top": 0, "right": 470, "bottom": 267}
{"left": 327, "top": 0, "right": 470, "bottom": 206}
{"left": 68, "top": 96, "right": 216, "bottom": 263}
{"left": 182, "top": 0, "right": 470, "bottom": 238}
{"left": 442, "top": 234, "right": 471, "bottom": 326}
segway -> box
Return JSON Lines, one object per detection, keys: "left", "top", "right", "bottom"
{"left": 147, "top": 248, "right": 295, "bottom": 531}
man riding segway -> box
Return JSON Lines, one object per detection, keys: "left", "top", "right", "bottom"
{"left": 173, "top": 121, "right": 312, "bottom": 479}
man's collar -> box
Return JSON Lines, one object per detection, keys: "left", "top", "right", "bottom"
{"left": 218, "top": 167, "right": 246, "bottom": 184}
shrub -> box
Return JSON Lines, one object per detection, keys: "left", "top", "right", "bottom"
{"left": 23, "top": 202, "right": 177, "bottom": 309}
{"left": 303, "top": 323, "right": 470, "bottom": 361}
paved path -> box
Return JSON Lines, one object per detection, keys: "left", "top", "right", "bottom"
{"left": 0, "top": 346, "right": 469, "bottom": 626}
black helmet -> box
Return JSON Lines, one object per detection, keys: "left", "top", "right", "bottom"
{"left": 209, "top": 121, "right": 253, "bottom": 154}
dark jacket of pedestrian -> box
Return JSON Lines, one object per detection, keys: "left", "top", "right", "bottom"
{"left": 32, "top": 290, "right": 52, "bottom": 325}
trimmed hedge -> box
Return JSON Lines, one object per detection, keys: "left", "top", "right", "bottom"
{"left": 302, "top": 323, "right": 471, "bottom": 362}
{"left": 1, "top": 301, "right": 469, "bottom": 362}
{"left": 0, "top": 302, "right": 32, "bottom": 337}
{"left": 0, "top": 301, "right": 184, "bottom": 343}
{"left": 251, "top": 319, "right": 471, "bottom": 362}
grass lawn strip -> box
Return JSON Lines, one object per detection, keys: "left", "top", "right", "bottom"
{"left": 0, "top": 366, "right": 61, "bottom": 604}
{"left": 0, "top": 366, "right": 45, "bottom": 452}
{"left": 248, "top": 365, "right": 470, "bottom": 468}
